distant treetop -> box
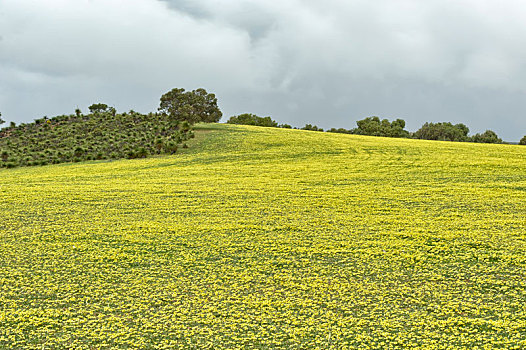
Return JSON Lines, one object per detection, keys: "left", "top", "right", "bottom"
{"left": 227, "top": 113, "right": 278, "bottom": 127}
{"left": 88, "top": 103, "right": 109, "bottom": 114}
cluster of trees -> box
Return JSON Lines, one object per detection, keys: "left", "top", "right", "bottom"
{"left": 2, "top": 85, "right": 525, "bottom": 170}
{"left": 227, "top": 114, "right": 324, "bottom": 131}
{"left": 301, "top": 124, "right": 323, "bottom": 132}
{"left": 227, "top": 114, "right": 279, "bottom": 127}
{"left": 0, "top": 88, "right": 221, "bottom": 168}
{"left": 337, "top": 117, "right": 410, "bottom": 138}
{"left": 413, "top": 122, "right": 470, "bottom": 141}
{"left": 226, "top": 112, "right": 522, "bottom": 144}
{"left": 328, "top": 118, "right": 506, "bottom": 144}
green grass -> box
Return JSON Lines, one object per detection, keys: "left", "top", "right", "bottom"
{"left": 0, "top": 124, "right": 525, "bottom": 349}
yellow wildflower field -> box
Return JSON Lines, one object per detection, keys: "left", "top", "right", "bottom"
{"left": 1, "top": 124, "right": 525, "bottom": 349}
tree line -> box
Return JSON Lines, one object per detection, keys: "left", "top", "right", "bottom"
{"left": 2, "top": 87, "right": 525, "bottom": 169}
{"left": 227, "top": 113, "right": 526, "bottom": 145}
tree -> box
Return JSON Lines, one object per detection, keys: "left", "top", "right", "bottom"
{"left": 353, "top": 116, "right": 409, "bottom": 138}
{"left": 159, "top": 88, "right": 222, "bottom": 124}
{"left": 471, "top": 130, "right": 502, "bottom": 144}
{"left": 227, "top": 113, "right": 278, "bottom": 127}
{"left": 88, "top": 103, "right": 109, "bottom": 114}
{"left": 519, "top": 135, "right": 526, "bottom": 145}
{"left": 327, "top": 127, "right": 352, "bottom": 134}
{"left": 302, "top": 124, "right": 323, "bottom": 131}
{"left": 414, "top": 122, "right": 469, "bottom": 142}
{"left": 0, "top": 112, "right": 5, "bottom": 126}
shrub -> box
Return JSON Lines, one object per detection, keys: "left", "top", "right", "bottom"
{"left": 352, "top": 117, "right": 409, "bottom": 138}
{"left": 471, "top": 130, "right": 503, "bottom": 144}
{"left": 302, "top": 124, "right": 323, "bottom": 132}
{"left": 136, "top": 147, "right": 148, "bottom": 158}
{"left": 327, "top": 128, "right": 352, "bottom": 134}
{"left": 414, "top": 122, "right": 469, "bottom": 142}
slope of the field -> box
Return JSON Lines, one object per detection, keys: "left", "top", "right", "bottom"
{"left": 1, "top": 124, "right": 525, "bottom": 349}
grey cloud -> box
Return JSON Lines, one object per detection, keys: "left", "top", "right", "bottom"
{"left": 161, "top": 0, "right": 277, "bottom": 43}
{"left": 159, "top": 0, "right": 211, "bottom": 19}
{"left": 1, "top": 0, "right": 525, "bottom": 141}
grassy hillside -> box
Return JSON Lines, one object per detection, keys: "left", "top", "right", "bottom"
{"left": 1, "top": 124, "right": 525, "bottom": 349}
{"left": 0, "top": 112, "right": 192, "bottom": 168}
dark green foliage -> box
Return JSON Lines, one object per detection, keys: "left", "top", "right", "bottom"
{"left": 163, "top": 141, "right": 179, "bottom": 154}
{"left": 0, "top": 110, "right": 191, "bottom": 168}
{"left": 302, "top": 124, "right": 323, "bottom": 132}
{"left": 227, "top": 113, "right": 278, "bottom": 127}
{"left": 471, "top": 130, "right": 503, "bottom": 144}
{"left": 519, "top": 136, "right": 526, "bottom": 145}
{"left": 159, "top": 88, "right": 222, "bottom": 124}
{"left": 227, "top": 113, "right": 294, "bottom": 130}
{"left": 414, "top": 122, "right": 470, "bottom": 142}
{"left": 327, "top": 127, "right": 353, "bottom": 134}
{"left": 88, "top": 103, "right": 109, "bottom": 114}
{"left": 0, "top": 112, "right": 4, "bottom": 126}
{"left": 352, "top": 117, "right": 410, "bottom": 138}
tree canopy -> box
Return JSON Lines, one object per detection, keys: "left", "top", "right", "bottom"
{"left": 301, "top": 124, "right": 323, "bottom": 132}
{"left": 471, "top": 130, "right": 503, "bottom": 144}
{"left": 414, "top": 122, "right": 470, "bottom": 142}
{"left": 159, "top": 88, "right": 222, "bottom": 124}
{"left": 88, "top": 103, "right": 109, "bottom": 114}
{"left": 352, "top": 116, "right": 409, "bottom": 138}
{"left": 227, "top": 113, "right": 278, "bottom": 127}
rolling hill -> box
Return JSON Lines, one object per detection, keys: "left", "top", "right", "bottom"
{"left": 1, "top": 124, "right": 525, "bottom": 348}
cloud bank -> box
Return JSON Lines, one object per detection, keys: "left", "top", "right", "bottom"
{"left": 1, "top": 0, "right": 526, "bottom": 140}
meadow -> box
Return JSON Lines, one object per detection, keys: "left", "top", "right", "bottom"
{"left": 0, "top": 124, "right": 525, "bottom": 349}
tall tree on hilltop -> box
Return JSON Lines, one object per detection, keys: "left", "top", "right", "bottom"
{"left": 159, "top": 88, "right": 222, "bottom": 124}
{"left": 88, "top": 103, "right": 109, "bottom": 114}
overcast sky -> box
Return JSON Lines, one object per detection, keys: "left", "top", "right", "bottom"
{"left": 1, "top": 0, "right": 526, "bottom": 140}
